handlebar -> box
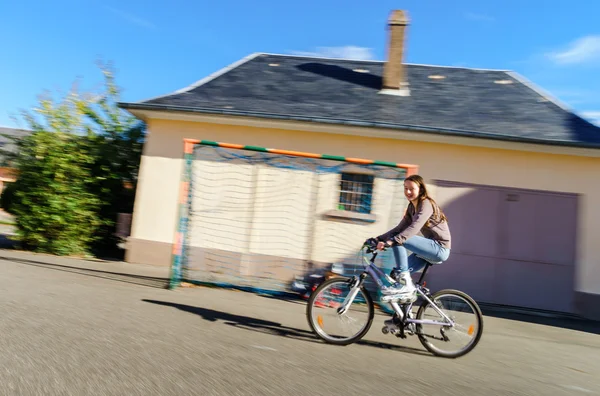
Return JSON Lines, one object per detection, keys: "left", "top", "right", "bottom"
{"left": 362, "top": 238, "right": 391, "bottom": 254}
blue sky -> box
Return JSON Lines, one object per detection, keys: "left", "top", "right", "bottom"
{"left": 1, "top": 0, "right": 599, "bottom": 128}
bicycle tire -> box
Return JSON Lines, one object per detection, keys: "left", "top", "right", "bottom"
{"left": 306, "top": 277, "right": 375, "bottom": 346}
{"left": 415, "top": 289, "right": 483, "bottom": 358}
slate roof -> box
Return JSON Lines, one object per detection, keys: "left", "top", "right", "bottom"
{"left": 0, "top": 127, "right": 29, "bottom": 150}
{"left": 119, "top": 53, "right": 600, "bottom": 149}
{"left": 0, "top": 127, "right": 31, "bottom": 166}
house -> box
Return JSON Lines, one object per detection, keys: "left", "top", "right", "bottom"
{"left": 0, "top": 127, "right": 30, "bottom": 192}
{"left": 118, "top": 10, "right": 600, "bottom": 320}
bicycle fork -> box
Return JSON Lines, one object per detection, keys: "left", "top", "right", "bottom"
{"left": 337, "top": 272, "right": 367, "bottom": 315}
{"left": 338, "top": 259, "right": 397, "bottom": 315}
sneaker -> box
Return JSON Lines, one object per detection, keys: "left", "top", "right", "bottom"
{"left": 381, "top": 290, "right": 417, "bottom": 303}
{"left": 381, "top": 282, "right": 416, "bottom": 296}
{"left": 380, "top": 271, "right": 416, "bottom": 300}
{"left": 381, "top": 285, "right": 417, "bottom": 301}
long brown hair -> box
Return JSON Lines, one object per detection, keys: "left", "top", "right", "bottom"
{"left": 405, "top": 174, "right": 448, "bottom": 225}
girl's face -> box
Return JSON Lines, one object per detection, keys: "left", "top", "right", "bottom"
{"left": 404, "top": 180, "right": 420, "bottom": 202}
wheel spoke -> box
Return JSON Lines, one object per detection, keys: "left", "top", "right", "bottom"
{"left": 307, "top": 279, "right": 374, "bottom": 345}
{"left": 416, "top": 290, "right": 483, "bottom": 358}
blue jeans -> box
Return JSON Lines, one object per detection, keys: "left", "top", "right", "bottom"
{"left": 392, "top": 236, "right": 450, "bottom": 274}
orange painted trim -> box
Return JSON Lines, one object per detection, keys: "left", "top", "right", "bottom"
{"left": 184, "top": 139, "right": 201, "bottom": 154}
{"left": 405, "top": 165, "right": 420, "bottom": 176}
{"left": 180, "top": 182, "right": 189, "bottom": 204}
{"left": 268, "top": 148, "right": 322, "bottom": 159}
{"left": 172, "top": 233, "right": 182, "bottom": 255}
{"left": 345, "top": 158, "right": 375, "bottom": 165}
{"left": 218, "top": 142, "right": 246, "bottom": 150}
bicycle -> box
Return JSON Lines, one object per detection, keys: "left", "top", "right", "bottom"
{"left": 306, "top": 240, "right": 483, "bottom": 358}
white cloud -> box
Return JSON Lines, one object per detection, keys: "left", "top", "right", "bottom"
{"left": 105, "top": 6, "right": 155, "bottom": 29}
{"left": 581, "top": 111, "right": 600, "bottom": 126}
{"left": 465, "top": 13, "right": 494, "bottom": 22}
{"left": 546, "top": 35, "right": 600, "bottom": 65}
{"left": 290, "top": 46, "right": 375, "bottom": 60}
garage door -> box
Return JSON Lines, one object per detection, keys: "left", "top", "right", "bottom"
{"left": 427, "top": 181, "right": 578, "bottom": 314}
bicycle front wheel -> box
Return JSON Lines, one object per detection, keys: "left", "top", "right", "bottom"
{"left": 306, "top": 277, "right": 374, "bottom": 345}
{"left": 416, "top": 289, "right": 483, "bottom": 358}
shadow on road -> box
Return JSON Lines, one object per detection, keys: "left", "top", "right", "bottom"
{"left": 260, "top": 290, "right": 600, "bottom": 336}
{"left": 480, "top": 306, "right": 600, "bottom": 335}
{"left": 0, "top": 254, "right": 169, "bottom": 289}
{"left": 257, "top": 293, "right": 306, "bottom": 305}
{"left": 142, "top": 299, "right": 431, "bottom": 356}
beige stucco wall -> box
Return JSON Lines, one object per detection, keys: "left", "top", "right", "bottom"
{"left": 129, "top": 118, "right": 600, "bottom": 297}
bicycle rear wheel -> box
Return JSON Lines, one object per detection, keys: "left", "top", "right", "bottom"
{"left": 415, "top": 289, "right": 483, "bottom": 358}
{"left": 306, "top": 277, "right": 374, "bottom": 345}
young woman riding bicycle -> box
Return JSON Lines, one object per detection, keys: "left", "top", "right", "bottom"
{"left": 307, "top": 177, "right": 483, "bottom": 357}
{"left": 368, "top": 174, "right": 452, "bottom": 300}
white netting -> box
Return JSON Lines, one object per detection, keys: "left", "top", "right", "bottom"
{"left": 180, "top": 144, "right": 410, "bottom": 295}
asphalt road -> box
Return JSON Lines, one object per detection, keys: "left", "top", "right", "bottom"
{"left": 0, "top": 252, "right": 599, "bottom": 396}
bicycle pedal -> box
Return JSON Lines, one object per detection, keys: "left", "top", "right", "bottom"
{"left": 382, "top": 320, "right": 400, "bottom": 335}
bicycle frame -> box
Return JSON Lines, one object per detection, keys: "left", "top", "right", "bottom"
{"left": 338, "top": 249, "right": 455, "bottom": 328}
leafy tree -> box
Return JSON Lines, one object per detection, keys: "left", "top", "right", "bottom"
{"left": 9, "top": 91, "right": 102, "bottom": 255}
{"left": 5, "top": 62, "right": 145, "bottom": 256}
{"left": 77, "top": 62, "right": 145, "bottom": 256}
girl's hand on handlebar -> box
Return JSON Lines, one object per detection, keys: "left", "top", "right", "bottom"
{"left": 377, "top": 241, "right": 386, "bottom": 251}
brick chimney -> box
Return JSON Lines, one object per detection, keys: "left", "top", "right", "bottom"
{"left": 380, "top": 10, "right": 410, "bottom": 96}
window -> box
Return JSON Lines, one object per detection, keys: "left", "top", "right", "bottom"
{"left": 338, "top": 173, "right": 374, "bottom": 214}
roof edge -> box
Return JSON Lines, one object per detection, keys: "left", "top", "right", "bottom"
{"left": 118, "top": 102, "right": 600, "bottom": 150}
{"left": 173, "top": 52, "right": 263, "bottom": 94}
{"left": 260, "top": 52, "right": 511, "bottom": 72}
{"left": 0, "top": 126, "right": 32, "bottom": 132}
{"left": 505, "top": 71, "right": 574, "bottom": 113}
{"left": 507, "top": 71, "right": 600, "bottom": 127}
{"left": 137, "top": 53, "right": 263, "bottom": 104}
